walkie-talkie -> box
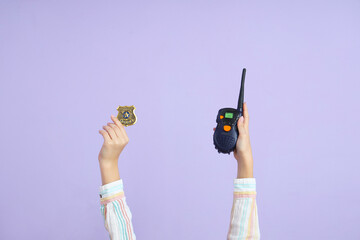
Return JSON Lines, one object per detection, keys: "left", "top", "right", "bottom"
{"left": 213, "top": 68, "right": 246, "bottom": 154}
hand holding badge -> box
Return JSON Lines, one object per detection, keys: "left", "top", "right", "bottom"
{"left": 116, "top": 105, "right": 137, "bottom": 126}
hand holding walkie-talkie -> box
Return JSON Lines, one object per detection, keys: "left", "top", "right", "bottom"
{"left": 213, "top": 68, "right": 247, "bottom": 154}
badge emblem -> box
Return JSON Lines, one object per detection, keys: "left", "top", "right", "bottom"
{"left": 116, "top": 105, "right": 137, "bottom": 126}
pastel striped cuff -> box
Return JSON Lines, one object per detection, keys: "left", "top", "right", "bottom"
{"left": 99, "top": 179, "right": 125, "bottom": 205}
{"left": 234, "top": 178, "right": 256, "bottom": 198}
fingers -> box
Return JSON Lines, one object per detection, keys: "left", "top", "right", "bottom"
{"left": 237, "top": 116, "right": 246, "bottom": 135}
{"left": 236, "top": 102, "right": 250, "bottom": 137}
{"left": 111, "top": 115, "right": 127, "bottom": 135}
{"left": 102, "top": 125, "right": 117, "bottom": 140}
{"left": 98, "top": 114, "right": 129, "bottom": 150}
{"left": 106, "top": 122, "right": 121, "bottom": 136}
{"left": 110, "top": 114, "right": 129, "bottom": 143}
{"left": 243, "top": 102, "right": 249, "bottom": 128}
{"left": 98, "top": 115, "right": 127, "bottom": 141}
{"left": 99, "top": 129, "right": 111, "bottom": 142}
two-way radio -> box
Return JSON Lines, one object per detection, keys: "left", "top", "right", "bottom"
{"left": 213, "top": 68, "right": 246, "bottom": 154}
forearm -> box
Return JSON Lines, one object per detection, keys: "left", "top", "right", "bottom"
{"left": 99, "top": 160, "right": 120, "bottom": 185}
{"left": 236, "top": 150, "right": 254, "bottom": 179}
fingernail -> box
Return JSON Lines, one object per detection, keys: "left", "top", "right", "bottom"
{"left": 240, "top": 116, "right": 244, "bottom": 123}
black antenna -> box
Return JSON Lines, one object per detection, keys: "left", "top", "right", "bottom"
{"left": 237, "top": 68, "right": 246, "bottom": 112}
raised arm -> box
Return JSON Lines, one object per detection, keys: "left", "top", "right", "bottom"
{"left": 98, "top": 114, "right": 136, "bottom": 240}
{"left": 227, "top": 102, "right": 260, "bottom": 239}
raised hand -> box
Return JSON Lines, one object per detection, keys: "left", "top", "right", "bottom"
{"left": 213, "top": 102, "right": 254, "bottom": 178}
{"left": 98, "top": 114, "right": 129, "bottom": 184}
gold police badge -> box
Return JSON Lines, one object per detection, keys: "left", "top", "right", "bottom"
{"left": 116, "top": 105, "right": 137, "bottom": 126}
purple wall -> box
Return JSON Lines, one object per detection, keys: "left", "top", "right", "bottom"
{"left": 1, "top": 1, "right": 359, "bottom": 239}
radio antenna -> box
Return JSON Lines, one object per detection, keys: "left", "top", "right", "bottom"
{"left": 237, "top": 68, "right": 246, "bottom": 112}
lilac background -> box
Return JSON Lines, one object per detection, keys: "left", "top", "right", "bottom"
{"left": 1, "top": 1, "right": 360, "bottom": 239}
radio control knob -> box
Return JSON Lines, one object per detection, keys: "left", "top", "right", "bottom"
{"left": 223, "top": 125, "right": 231, "bottom": 132}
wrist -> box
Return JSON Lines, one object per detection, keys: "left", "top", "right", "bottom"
{"left": 99, "top": 158, "right": 118, "bottom": 168}
{"left": 237, "top": 165, "right": 253, "bottom": 178}
{"left": 235, "top": 148, "right": 252, "bottom": 160}
{"left": 99, "top": 160, "right": 120, "bottom": 185}
{"left": 236, "top": 151, "right": 254, "bottom": 178}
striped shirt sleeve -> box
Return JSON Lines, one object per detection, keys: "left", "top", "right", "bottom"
{"left": 99, "top": 179, "right": 136, "bottom": 240}
{"left": 227, "top": 178, "right": 260, "bottom": 240}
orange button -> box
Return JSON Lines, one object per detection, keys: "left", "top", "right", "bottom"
{"left": 220, "top": 115, "right": 224, "bottom": 119}
{"left": 223, "top": 125, "right": 231, "bottom": 132}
